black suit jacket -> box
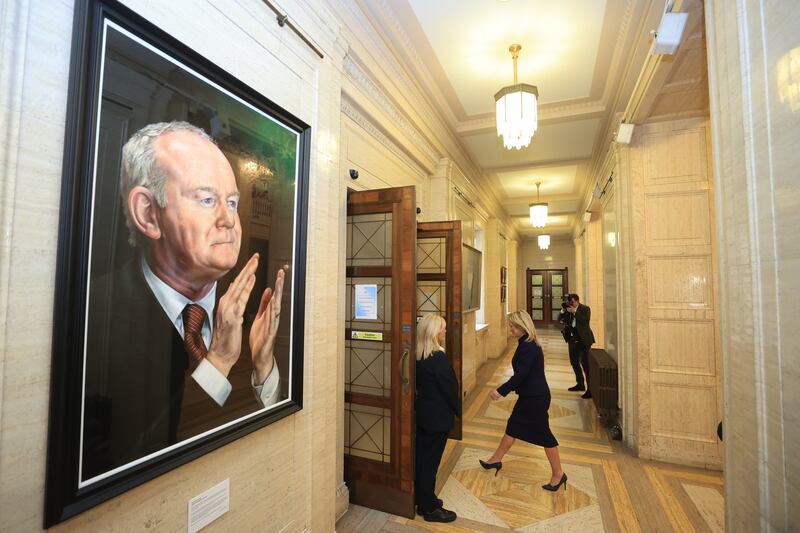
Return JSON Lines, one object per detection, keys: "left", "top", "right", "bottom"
{"left": 415, "top": 351, "right": 461, "bottom": 432}
{"left": 82, "top": 258, "right": 262, "bottom": 480}
{"left": 497, "top": 335, "right": 550, "bottom": 397}
{"left": 572, "top": 303, "right": 595, "bottom": 346}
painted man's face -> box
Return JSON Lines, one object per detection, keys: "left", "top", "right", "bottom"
{"left": 152, "top": 130, "right": 241, "bottom": 285}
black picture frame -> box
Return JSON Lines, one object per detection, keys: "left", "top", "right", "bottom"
{"left": 45, "top": 0, "right": 310, "bottom": 526}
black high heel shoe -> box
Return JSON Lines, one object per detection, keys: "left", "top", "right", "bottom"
{"left": 542, "top": 472, "right": 567, "bottom": 491}
{"left": 479, "top": 459, "right": 502, "bottom": 476}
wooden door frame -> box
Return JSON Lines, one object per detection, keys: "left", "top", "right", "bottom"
{"left": 344, "top": 187, "right": 416, "bottom": 518}
{"left": 417, "top": 221, "right": 463, "bottom": 440}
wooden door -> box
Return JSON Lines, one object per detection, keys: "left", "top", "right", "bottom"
{"left": 344, "top": 187, "right": 416, "bottom": 518}
{"left": 417, "top": 221, "right": 463, "bottom": 440}
{"left": 526, "top": 268, "right": 569, "bottom": 326}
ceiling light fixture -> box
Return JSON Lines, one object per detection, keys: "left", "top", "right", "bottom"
{"left": 538, "top": 234, "right": 551, "bottom": 250}
{"left": 529, "top": 181, "right": 548, "bottom": 228}
{"left": 495, "top": 44, "right": 538, "bottom": 150}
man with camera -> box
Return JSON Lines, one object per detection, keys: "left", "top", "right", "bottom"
{"left": 561, "top": 294, "right": 595, "bottom": 399}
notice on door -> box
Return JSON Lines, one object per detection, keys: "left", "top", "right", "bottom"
{"left": 354, "top": 284, "right": 378, "bottom": 320}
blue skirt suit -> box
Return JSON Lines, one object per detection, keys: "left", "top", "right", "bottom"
{"left": 496, "top": 335, "right": 558, "bottom": 448}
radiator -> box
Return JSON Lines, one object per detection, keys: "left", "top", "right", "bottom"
{"left": 588, "top": 348, "right": 618, "bottom": 420}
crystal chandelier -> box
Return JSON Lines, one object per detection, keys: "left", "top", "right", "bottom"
{"left": 538, "top": 234, "right": 550, "bottom": 250}
{"left": 529, "top": 181, "right": 548, "bottom": 228}
{"left": 495, "top": 44, "right": 539, "bottom": 150}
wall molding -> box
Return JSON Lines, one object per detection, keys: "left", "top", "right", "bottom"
{"left": 341, "top": 95, "right": 428, "bottom": 178}
{"left": 342, "top": 54, "right": 439, "bottom": 164}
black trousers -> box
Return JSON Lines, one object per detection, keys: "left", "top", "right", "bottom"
{"left": 568, "top": 342, "right": 590, "bottom": 388}
{"left": 415, "top": 428, "right": 448, "bottom": 513}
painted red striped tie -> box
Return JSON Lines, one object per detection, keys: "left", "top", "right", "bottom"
{"left": 182, "top": 304, "right": 208, "bottom": 362}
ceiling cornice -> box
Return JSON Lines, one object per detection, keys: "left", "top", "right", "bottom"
{"left": 343, "top": 54, "right": 440, "bottom": 164}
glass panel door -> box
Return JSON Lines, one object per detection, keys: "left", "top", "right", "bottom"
{"left": 344, "top": 187, "right": 416, "bottom": 518}
{"left": 530, "top": 273, "right": 544, "bottom": 321}
{"left": 417, "top": 221, "right": 463, "bottom": 440}
{"left": 527, "top": 269, "right": 568, "bottom": 326}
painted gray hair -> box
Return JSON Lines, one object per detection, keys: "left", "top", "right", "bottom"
{"left": 120, "top": 121, "right": 213, "bottom": 247}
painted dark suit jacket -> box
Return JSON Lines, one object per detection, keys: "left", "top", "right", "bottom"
{"left": 81, "top": 258, "right": 262, "bottom": 480}
{"left": 415, "top": 350, "right": 461, "bottom": 433}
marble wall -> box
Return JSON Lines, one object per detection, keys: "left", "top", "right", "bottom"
{"left": 705, "top": 1, "right": 800, "bottom": 530}
{"left": 616, "top": 117, "right": 723, "bottom": 470}
{"left": 584, "top": 216, "right": 606, "bottom": 347}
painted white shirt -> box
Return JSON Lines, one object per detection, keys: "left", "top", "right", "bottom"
{"left": 141, "top": 256, "right": 280, "bottom": 407}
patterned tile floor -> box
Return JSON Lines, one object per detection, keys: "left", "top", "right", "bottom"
{"left": 337, "top": 328, "right": 725, "bottom": 532}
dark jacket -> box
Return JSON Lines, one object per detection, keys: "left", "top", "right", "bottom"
{"left": 82, "top": 258, "right": 262, "bottom": 481}
{"left": 497, "top": 335, "right": 550, "bottom": 397}
{"left": 571, "top": 303, "right": 595, "bottom": 346}
{"left": 415, "top": 351, "right": 461, "bottom": 432}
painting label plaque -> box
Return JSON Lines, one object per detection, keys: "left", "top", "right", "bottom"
{"left": 188, "top": 479, "right": 230, "bottom": 533}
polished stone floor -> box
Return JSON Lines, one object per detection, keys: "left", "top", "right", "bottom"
{"left": 337, "top": 328, "right": 724, "bottom": 532}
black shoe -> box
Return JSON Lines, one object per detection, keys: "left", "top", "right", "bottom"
{"left": 479, "top": 459, "right": 502, "bottom": 476}
{"left": 542, "top": 473, "right": 568, "bottom": 492}
{"left": 581, "top": 391, "right": 592, "bottom": 399}
{"left": 423, "top": 507, "right": 457, "bottom": 523}
{"left": 416, "top": 499, "right": 443, "bottom": 516}
{"left": 568, "top": 384, "right": 586, "bottom": 391}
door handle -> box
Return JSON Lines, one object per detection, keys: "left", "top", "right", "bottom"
{"left": 399, "top": 349, "right": 409, "bottom": 387}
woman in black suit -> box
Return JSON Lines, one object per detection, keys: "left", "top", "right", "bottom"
{"left": 415, "top": 313, "right": 461, "bottom": 523}
{"left": 479, "top": 310, "right": 567, "bottom": 491}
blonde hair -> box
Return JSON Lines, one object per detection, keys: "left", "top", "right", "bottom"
{"left": 416, "top": 314, "right": 445, "bottom": 360}
{"left": 507, "top": 310, "right": 540, "bottom": 346}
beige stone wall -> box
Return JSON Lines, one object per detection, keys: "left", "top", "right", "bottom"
{"left": 584, "top": 216, "right": 605, "bottom": 347}
{"left": 484, "top": 219, "right": 511, "bottom": 359}
{"left": 706, "top": 1, "right": 800, "bottom": 529}
{"left": 507, "top": 239, "right": 519, "bottom": 315}
{"left": 0, "top": 0, "right": 345, "bottom": 530}
{"left": 573, "top": 235, "right": 585, "bottom": 301}
{"left": 616, "top": 117, "right": 722, "bottom": 470}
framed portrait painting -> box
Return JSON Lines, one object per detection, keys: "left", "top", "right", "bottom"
{"left": 45, "top": 0, "right": 310, "bottom": 525}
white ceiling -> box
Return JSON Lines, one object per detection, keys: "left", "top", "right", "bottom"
{"left": 407, "top": 0, "right": 607, "bottom": 114}
{"left": 459, "top": 118, "right": 601, "bottom": 169}
{"left": 496, "top": 164, "right": 580, "bottom": 198}
{"left": 387, "top": 0, "right": 651, "bottom": 237}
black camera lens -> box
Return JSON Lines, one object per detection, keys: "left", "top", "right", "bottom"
{"left": 561, "top": 302, "right": 568, "bottom": 309}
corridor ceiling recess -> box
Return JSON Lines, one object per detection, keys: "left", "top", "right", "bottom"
{"left": 376, "top": 0, "right": 709, "bottom": 241}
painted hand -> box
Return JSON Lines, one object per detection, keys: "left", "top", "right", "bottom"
{"left": 206, "top": 254, "right": 259, "bottom": 377}
{"left": 250, "top": 267, "right": 285, "bottom": 384}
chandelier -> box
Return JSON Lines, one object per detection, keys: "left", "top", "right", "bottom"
{"left": 495, "top": 44, "right": 539, "bottom": 150}
{"left": 529, "top": 181, "right": 548, "bottom": 228}
{"left": 538, "top": 234, "right": 550, "bottom": 250}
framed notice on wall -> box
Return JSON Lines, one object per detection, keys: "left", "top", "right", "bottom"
{"left": 45, "top": 0, "right": 310, "bottom": 525}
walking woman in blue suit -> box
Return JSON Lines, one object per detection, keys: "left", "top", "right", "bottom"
{"left": 479, "top": 310, "right": 567, "bottom": 491}
{"left": 415, "top": 313, "right": 461, "bottom": 523}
